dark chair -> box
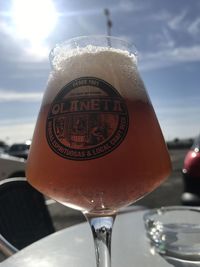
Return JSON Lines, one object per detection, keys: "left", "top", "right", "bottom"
{"left": 0, "top": 177, "right": 55, "bottom": 257}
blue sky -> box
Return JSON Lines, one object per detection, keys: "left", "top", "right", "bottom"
{"left": 0, "top": 0, "right": 200, "bottom": 143}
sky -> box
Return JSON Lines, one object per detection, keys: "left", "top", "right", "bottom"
{"left": 0, "top": 0, "right": 200, "bottom": 144}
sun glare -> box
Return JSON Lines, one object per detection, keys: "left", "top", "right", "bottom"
{"left": 11, "top": 0, "right": 57, "bottom": 55}
{"left": 25, "top": 43, "right": 50, "bottom": 59}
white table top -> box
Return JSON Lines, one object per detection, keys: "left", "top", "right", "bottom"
{"left": 0, "top": 206, "right": 173, "bottom": 267}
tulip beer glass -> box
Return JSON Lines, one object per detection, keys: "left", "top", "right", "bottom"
{"left": 27, "top": 36, "right": 171, "bottom": 267}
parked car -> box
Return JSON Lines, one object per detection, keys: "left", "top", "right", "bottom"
{"left": 7, "top": 142, "right": 30, "bottom": 159}
{"left": 0, "top": 140, "right": 9, "bottom": 154}
{"left": 181, "top": 135, "right": 200, "bottom": 205}
{"left": 0, "top": 153, "right": 26, "bottom": 180}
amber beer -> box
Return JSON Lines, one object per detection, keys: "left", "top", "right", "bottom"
{"left": 26, "top": 44, "right": 171, "bottom": 214}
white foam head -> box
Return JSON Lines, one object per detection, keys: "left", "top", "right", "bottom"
{"left": 43, "top": 45, "right": 149, "bottom": 105}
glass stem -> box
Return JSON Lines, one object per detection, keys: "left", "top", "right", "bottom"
{"left": 85, "top": 215, "right": 116, "bottom": 267}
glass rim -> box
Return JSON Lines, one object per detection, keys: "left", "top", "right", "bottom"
{"left": 49, "top": 35, "right": 138, "bottom": 62}
{"left": 143, "top": 205, "right": 200, "bottom": 231}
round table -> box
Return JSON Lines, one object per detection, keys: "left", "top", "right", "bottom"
{"left": 0, "top": 206, "right": 171, "bottom": 267}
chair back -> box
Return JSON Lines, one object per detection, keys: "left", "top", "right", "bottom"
{"left": 0, "top": 177, "right": 55, "bottom": 251}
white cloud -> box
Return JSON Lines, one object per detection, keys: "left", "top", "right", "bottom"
{"left": 110, "top": 0, "right": 149, "bottom": 13}
{"left": 58, "top": 8, "right": 102, "bottom": 17}
{"left": 76, "top": 16, "right": 102, "bottom": 35}
{"left": 188, "top": 17, "right": 200, "bottom": 36}
{"left": 148, "top": 29, "right": 175, "bottom": 50}
{"left": 161, "top": 28, "right": 175, "bottom": 49}
{"left": 148, "top": 10, "right": 171, "bottom": 22}
{"left": 139, "top": 45, "right": 200, "bottom": 71}
{"left": 118, "top": 1, "right": 135, "bottom": 12}
{"left": 168, "top": 9, "right": 187, "bottom": 30}
{"left": 10, "top": 72, "right": 48, "bottom": 79}
{"left": 166, "top": 10, "right": 200, "bottom": 38}
{"left": 118, "top": 0, "right": 148, "bottom": 12}
{"left": 0, "top": 90, "right": 43, "bottom": 102}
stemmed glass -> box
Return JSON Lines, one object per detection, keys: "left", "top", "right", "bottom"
{"left": 26, "top": 36, "right": 171, "bottom": 267}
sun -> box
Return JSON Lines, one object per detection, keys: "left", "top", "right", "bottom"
{"left": 11, "top": 0, "right": 58, "bottom": 55}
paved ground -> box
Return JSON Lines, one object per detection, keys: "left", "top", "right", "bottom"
{"left": 47, "top": 148, "right": 188, "bottom": 231}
